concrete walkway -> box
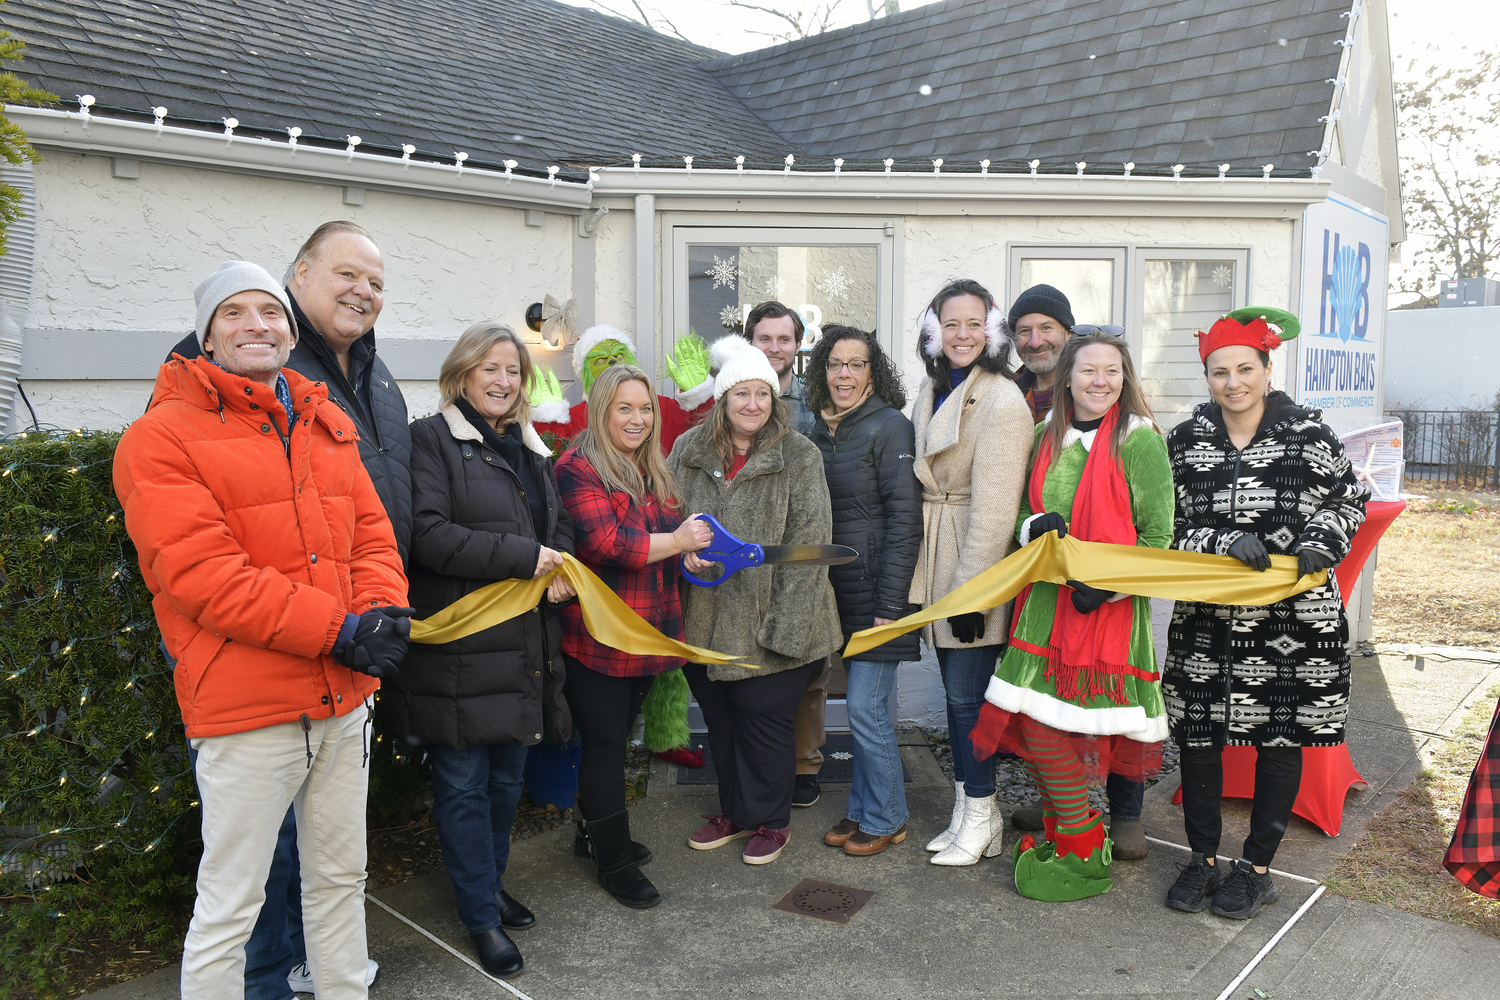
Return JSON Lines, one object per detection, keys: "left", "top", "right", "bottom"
{"left": 85, "top": 649, "right": 1500, "bottom": 1000}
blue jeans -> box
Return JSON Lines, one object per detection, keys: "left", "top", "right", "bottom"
{"left": 427, "top": 741, "right": 528, "bottom": 934}
{"left": 936, "top": 645, "right": 1002, "bottom": 798}
{"left": 845, "top": 660, "right": 908, "bottom": 836}
{"left": 187, "top": 744, "right": 303, "bottom": 1000}
{"left": 1107, "top": 772, "right": 1145, "bottom": 822}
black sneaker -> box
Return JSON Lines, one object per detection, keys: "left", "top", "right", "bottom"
{"left": 1209, "top": 859, "right": 1280, "bottom": 919}
{"left": 792, "top": 774, "right": 821, "bottom": 807}
{"left": 1165, "top": 851, "right": 1224, "bottom": 913}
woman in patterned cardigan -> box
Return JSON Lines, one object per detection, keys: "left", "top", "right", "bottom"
{"left": 1162, "top": 308, "right": 1367, "bottom": 921}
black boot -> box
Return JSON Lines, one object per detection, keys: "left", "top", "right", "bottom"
{"left": 470, "top": 927, "right": 523, "bottom": 978}
{"left": 574, "top": 819, "right": 654, "bottom": 865}
{"left": 496, "top": 889, "right": 534, "bottom": 930}
{"left": 587, "top": 809, "right": 661, "bottom": 909}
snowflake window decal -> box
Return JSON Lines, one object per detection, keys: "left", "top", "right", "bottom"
{"left": 816, "top": 265, "right": 852, "bottom": 301}
{"left": 704, "top": 255, "right": 742, "bottom": 290}
{"left": 719, "top": 304, "right": 743, "bottom": 329}
{"left": 766, "top": 275, "right": 787, "bottom": 299}
{"left": 1211, "top": 264, "right": 1234, "bottom": 289}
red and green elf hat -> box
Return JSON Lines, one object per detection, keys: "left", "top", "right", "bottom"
{"left": 1195, "top": 306, "right": 1301, "bottom": 364}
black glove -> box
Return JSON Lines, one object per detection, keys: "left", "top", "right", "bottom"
{"left": 1297, "top": 547, "right": 1338, "bottom": 577}
{"left": 334, "top": 606, "right": 415, "bottom": 678}
{"left": 948, "top": 612, "right": 985, "bottom": 644}
{"left": 1028, "top": 512, "right": 1068, "bottom": 542}
{"left": 1065, "top": 580, "right": 1113, "bottom": 614}
{"left": 1227, "top": 534, "right": 1271, "bottom": 572}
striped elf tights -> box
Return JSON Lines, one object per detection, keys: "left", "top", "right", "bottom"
{"left": 1015, "top": 715, "right": 1091, "bottom": 833}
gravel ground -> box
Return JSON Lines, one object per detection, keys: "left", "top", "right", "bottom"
{"left": 910, "top": 726, "right": 1180, "bottom": 813}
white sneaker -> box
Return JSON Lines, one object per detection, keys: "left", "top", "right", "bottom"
{"left": 287, "top": 959, "right": 380, "bottom": 994}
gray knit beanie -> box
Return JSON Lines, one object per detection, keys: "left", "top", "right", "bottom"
{"left": 194, "top": 261, "right": 296, "bottom": 348}
{"left": 1007, "top": 283, "right": 1075, "bottom": 333}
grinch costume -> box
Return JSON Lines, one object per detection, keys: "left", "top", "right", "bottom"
{"left": 530, "top": 324, "right": 714, "bottom": 761}
{"left": 971, "top": 405, "right": 1174, "bottom": 901}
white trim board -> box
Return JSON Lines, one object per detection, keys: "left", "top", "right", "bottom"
{"left": 9, "top": 106, "right": 592, "bottom": 214}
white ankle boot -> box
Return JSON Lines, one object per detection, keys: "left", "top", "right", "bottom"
{"left": 930, "top": 791, "right": 1005, "bottom": 866}
{"left": 926, "top": 782, "right": 967, "bottom": 852}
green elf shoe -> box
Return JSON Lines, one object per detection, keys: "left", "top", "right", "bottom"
{"left": 1012, "top": 811, "right": 1059, "bottom": 867}
{"left": 1013, "top": 809, "right": 1113, "bottom": 902}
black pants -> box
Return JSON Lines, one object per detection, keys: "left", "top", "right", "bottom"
{"left": 563, "top": 655, "right": 653, "bottom": 822}
{"left": 684, "top": 661, "right": 820, "bottom": 832}
{"left": 1179, "top": 745, "right": 1304, "bottom": 867}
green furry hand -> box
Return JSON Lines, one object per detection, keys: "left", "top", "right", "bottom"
{"left": 665, "top": 334, "right": 710, "bottom": 392}
{"left": 529, "top": 367, "right": 565, "bottom": 408}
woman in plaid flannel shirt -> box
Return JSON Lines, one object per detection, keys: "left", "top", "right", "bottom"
{"left": 555, "top": 364, "right": 714, "bottom": 910}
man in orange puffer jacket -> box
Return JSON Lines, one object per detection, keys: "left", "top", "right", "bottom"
{"left": 113, "top": 261, "right": 409, "bottom": 1000}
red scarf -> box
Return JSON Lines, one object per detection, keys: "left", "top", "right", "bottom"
{"left": 1022, "top": 405, "right": 1136, "bottom": 704}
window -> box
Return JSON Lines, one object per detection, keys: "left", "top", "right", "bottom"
{"left": 1009, "top": 247, "right": 1126, "bottom": 326}
{"left": 666, "top": 222, "right": 897, "bottom": 377}
{"left": 1128, "top": 249, "right": 1249, "bottom": 428}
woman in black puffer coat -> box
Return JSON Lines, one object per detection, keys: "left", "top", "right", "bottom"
{"left": 383, "top": 321, "right": 574, "bottom": 980}
{"left": 806, "top": 325, "right": 923, "bottom": 857}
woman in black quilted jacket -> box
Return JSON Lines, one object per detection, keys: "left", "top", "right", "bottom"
{"left": 386, "top": 321, "right": 575, "bottom": 980}
{"left": 805, "top": 325, "right": 924, "bottom": 857}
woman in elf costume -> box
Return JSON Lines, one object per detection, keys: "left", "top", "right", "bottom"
{"left": 530, "top": 324, "right": 715, "bottom": 769}
{"left": 970, "top": 329, "right": 1174, "bottom": 902}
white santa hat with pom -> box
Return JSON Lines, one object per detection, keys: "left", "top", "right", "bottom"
{"left": 710, "top": 335, "right": 781, "bottom": 400}
{"left": 571, "top": 323, "right": 637, "bottom": 394}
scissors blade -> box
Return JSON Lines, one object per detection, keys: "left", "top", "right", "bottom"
{"left": 759, "top": 544, "right": 858, "bottom": 567}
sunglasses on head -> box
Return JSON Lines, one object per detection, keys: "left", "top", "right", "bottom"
{"left": 1072, "top": 324, "right": 1125, "bottom": 338}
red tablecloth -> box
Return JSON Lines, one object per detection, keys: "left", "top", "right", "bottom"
{"left": 1172, "top": 500, "right": 1405, "bottom": 837}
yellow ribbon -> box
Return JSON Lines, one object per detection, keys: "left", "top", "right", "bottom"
{"left": 844, "top": 533, "right": 1326, "bottom": 659}
{"left": 409, "top": 553, "right": 742, "bottom": 665}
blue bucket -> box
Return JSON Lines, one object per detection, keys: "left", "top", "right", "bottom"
{"left": 523, "top": 734, "right": 583, "bottom": 811}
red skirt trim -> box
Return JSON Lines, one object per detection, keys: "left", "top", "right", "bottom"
{"left": 970, "top": 701, "right": 1164, "bottom": 784}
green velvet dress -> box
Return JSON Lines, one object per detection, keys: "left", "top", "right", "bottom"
{"left": 986, "top": 419, "right": 1175, "bottom": 743}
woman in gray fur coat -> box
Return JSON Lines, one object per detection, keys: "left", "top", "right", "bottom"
{"left": 669, "top": 336, "right": 842, "bottom": 867}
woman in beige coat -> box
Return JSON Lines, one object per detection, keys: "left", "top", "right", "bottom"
{"left": 910, "top": 278, "right": 1035, "bottom": 866}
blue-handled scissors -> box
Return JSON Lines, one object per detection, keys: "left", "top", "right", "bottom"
{"left": 680, "top": 514, "right": 857, "bottom": 588}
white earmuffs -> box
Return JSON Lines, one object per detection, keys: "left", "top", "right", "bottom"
{"left": 921, "top": 304, "right": 1009, "bottom": 359}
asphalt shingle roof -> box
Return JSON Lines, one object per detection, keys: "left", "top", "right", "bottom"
{"left": 6, "top": 0, "right": 1349, "bottom": 177}
{"left": 4, "top": 0, "right": 789, "bottom": 177}
{"left": 704, "top": 0, "right": 1350, "bottom": 174}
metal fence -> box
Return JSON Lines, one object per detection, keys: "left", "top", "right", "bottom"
{"left": 1385, "top": 408, "right": 1500, "bottom": 489}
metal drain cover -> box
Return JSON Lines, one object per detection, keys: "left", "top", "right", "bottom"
{"left": 772, "top": 879, "right": 874, "bottom": 924}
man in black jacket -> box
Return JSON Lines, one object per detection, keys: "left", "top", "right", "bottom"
{"left": 164, "top": 222, "right": 413, "bottom": 561}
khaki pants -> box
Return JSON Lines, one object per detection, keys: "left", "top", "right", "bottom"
{"left": 183, "top": 704, "right": 371, "bottom": 1000}
{"left": 794, "top": 657, "right": 833, "bottom": 775}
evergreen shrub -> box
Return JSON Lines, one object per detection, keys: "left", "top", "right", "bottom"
{"left": 0, "top": 429, "right": 432, "bottom": 997}
{"left": 0, "top": 429, "right": 196, "bottom": 998}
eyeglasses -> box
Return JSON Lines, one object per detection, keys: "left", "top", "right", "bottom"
{"left": 825, "top": 359, "right": 869, "bottom": 373}
{"left": 1072, "top": 324, "right": 1125, "bottom": 338}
